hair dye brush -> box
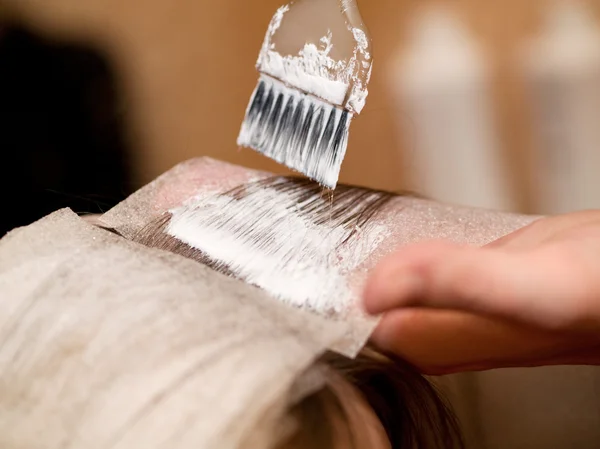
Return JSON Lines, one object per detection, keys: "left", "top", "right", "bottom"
{"left": 237, "top": 0, "right": 373, "bottom": 189}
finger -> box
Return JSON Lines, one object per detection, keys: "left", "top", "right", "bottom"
{"left": 363, "top": 240, "right": 589, "bottom": 330}
{"left": 363, "top": 240, "right": 502, "bottom": 314}
{"left": 370, "top": 308, "right": 593, "bottom": 375}
{"left": 363, "top": 240, "right": 455, "bottom": 314}
{"left": 486, "top": 212, "right": 600, "bottom": 250}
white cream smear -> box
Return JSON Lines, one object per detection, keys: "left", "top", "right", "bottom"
{"left": 257, "top": 5, "right": 372, "bottom": 114}
{"left": 165, "top": 180, "right": 387, "bottom": 316}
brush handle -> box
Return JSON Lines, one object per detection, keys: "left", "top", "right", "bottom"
{"left": 257, "top": 0, "right": 372, "bottom": 113}
{"left": 340, "top": 0, "right": 368, "bottom": 30}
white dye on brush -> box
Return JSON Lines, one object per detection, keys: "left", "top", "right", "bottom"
{"left": 347, "top": 27, "right": 373, "bottom": 114}
{"left": 256, "top": 7, "right": 372, "bottom": 114}
{"left": 237, "top": 2, "right": 373, "bottom": 189}
{"left": 259, "top": 32, "right": 350, "bottom": 105}
{"left": 165, "top": 179, "right": 387, "bottom": 315}
{"left": 237, "top": 74, "right": 352, "bottom": 189}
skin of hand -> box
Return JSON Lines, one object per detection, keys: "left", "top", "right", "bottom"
{"left": 363, "top": 210, "right": 600, "bottom": 375}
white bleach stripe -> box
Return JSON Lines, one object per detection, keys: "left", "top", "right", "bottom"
{"left": 165, "top": 181, "right": 385, "bottom": 315}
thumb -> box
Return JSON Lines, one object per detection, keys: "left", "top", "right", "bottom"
{"left": 363, "top": 240, "right": 588, "bottom": 330}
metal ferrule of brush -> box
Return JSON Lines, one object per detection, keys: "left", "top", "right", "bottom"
{"left": 237, "top": 0, "right": 372, "bottom": 189}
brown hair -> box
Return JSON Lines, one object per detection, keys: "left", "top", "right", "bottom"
{"left": 126, "top": 176, "right": 464, "bottom": 449}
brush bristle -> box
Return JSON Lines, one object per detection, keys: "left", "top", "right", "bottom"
{"left": 237, "top": 75, "right": 352, "bottom": 189}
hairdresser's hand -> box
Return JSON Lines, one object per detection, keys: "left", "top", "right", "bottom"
{"left": 363, "top": 210, "right": 600, "bottom": 375}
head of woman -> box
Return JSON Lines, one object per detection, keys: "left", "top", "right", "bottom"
{"left": 1, "top": 157, "right": 548, "bottom": 449}
{"left": 94, "top": 156, "right": 546, "bottom": 448}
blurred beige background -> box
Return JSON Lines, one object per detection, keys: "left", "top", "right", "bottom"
{"left": 2, "top": 0, "right": 600, "bottom": 213}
